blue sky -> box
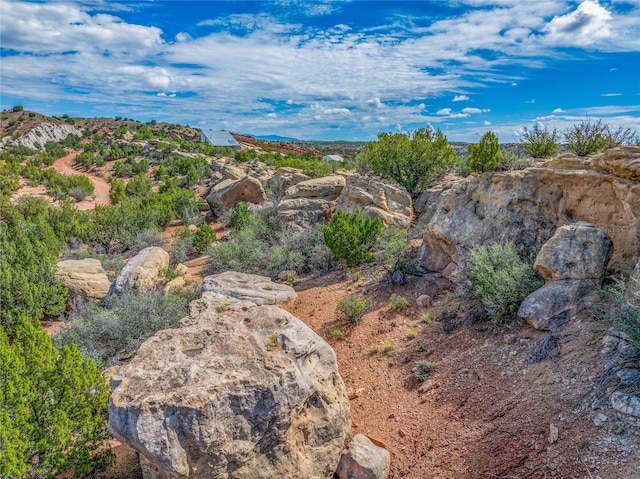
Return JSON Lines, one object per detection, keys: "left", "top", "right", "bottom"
{"left": 1, "top": 1, "right": 639, "bottom": 141}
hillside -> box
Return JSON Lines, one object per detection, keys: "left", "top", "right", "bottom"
{"left": 1, "top": 110, "right": 639, "bottom": 479}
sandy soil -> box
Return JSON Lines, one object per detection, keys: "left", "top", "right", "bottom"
{"left": 52, "top": 151, "right": 110, "bottom": 210}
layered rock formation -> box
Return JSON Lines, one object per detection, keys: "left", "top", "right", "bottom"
{"left": 266, "top": 167, "right": 310, "bottom": 199}
{"left": 417, "top": 147, "right": 640, "bottom": 276}
{"left": 518, "top": 222, "right": 613, "bottom": 330}
{"left": 108, "top": 246, "right": 169, "bottom": 297}
{"left": 109, "top": 272, "right": 350, "bottom": 479}
{"left": 335, "top": 174, "right": 413, "bottom": 227}
{"left": 278, "top": 175, "right": 345, "bottom": 227}
{"left": 8, "top": 122, "right": 83, "bottom": 151}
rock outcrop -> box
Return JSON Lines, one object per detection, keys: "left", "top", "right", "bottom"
{"left": 336, "top": 434, "right": 391, "bottom": 479}
{"left": 417, "top": 147, "right": 640, "bottom": 277}
{"left": 206, "top": 176, "right": 267, "bottom": 215}
{"left": 335, "top": 174, "right": 413, "bottom": 227}
{"left": 278, "top": 175, "right": 345, "bottom": 227}
{"left": 266, "top": 167, "right": 310, "bottom": 199}
{"left": 109, "top": 273, "right": 350, "bottom": 479}
{"left": 9, "top": 122, "right": 83, "bottom": 151}
{"left": 518, "top": 223, "right": 612, "bottom": 330}
{"left": 109, "top": 247, "right": 169, "bottom": 297}
{"left": 56, "top": 258, "right": 111, "bottom": 310}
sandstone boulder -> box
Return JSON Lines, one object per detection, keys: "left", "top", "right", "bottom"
{"left": 109, "top": 247, "right": 169, "bottom": 297}
{"left": 417, "top": 148, "right": 640, "bottom": 276}
{"left": 284, "top": 175, "right": 345, "bottom": 200}
{"left": 534, "top": 222, "right": 613, "bottom": 283}
{"left": 206, "top": 176, "right": 267, "bottom": 216}
{"left": 109, "top": 277, "right": 350, "bottom": 479}
{"left": 335, "top": 174, "right": 412, "bottom": 227}
{"left": 163, "top": 276, "right": 187, "bottom": 295}
{"left": 517, "top": 280, "right": 597, "bottom": 331}
{"left": 56, "top": 258, "right": 111, "bottom": 310}
{"left": 336, "top": 434, "right": 391, "bottom": 479}
{"left": 626, "top": 258, "right": 640, "bottom": 302}
{"left": 266, "top": 167, "right": 310, "bottom": 198}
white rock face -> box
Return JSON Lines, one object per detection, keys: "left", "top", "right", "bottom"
{"left": 8, "top": 122, "right": 83, "bottom": 150}
{"left": 109, "top": 247, "right": 170, "bottom": 297}
{"left": 108, "top": 274, "right": 350, "bottom": 479}
{"left": 277, "top": 176, "right": 345, "bottom": 227}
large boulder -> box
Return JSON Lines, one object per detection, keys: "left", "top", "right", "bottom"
{"left": 278, "top": 176, "right": 345, "bottom": 227}
{"left": 109, "top": 275, "right": 350, "bottom": 479}
{"left": 417, "top": 148, "right": 640, "bottom": 277}
{"left": 335, "top": 174, "right": 413, "bottom": 227}
{"left": 336, "top": 434, "right": 391, "bottom": 479}
{"left": 56, "top": 258, "right": 111, "bottom": 310}
{"left": 517, "top": 280, "right": 597, "bottom": 331}
{"left": 109, "top": 247, "right": 169, "bottom": 297}
{"left": 534, "top": 222, "right": 613, "bottom": 283}
{"left": 206, "top": 176, "right": 267, "bottom": 216}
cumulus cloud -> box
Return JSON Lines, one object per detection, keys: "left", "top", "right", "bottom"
{"left": 526, "top": 99, "right": 536, "bottom": 104}
{"left": 453, "top": 95, "right": 470, "bottom": 102}
{"left": 437, "top": 108, "right": 452, "bottom": 115}
{"left": 366, "top": 97, "right": 384, "bottom": 108}
{"left": 483, "top": 120, "right": 491, "bottom": 125}
{"left": 543, "top": 1, "right": 612, "bottom": 46}
{"left": 552, "top": 108, "right": 565, "bottom": 113}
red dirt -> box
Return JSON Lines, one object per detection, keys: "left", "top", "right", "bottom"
{"left": 98, "top": 264, "right": 640, "bottom": 479}
{"left": 52, "top": 151, "right": 110, "bottom": 210}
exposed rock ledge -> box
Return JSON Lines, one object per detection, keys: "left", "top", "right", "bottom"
{"left": 108, "top": 272, "right": 350, "bottom": 479}
{"left": 417, "top": 147, "right": 640, "bottom": 276}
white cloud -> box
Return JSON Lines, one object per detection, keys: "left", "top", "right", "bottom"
{"left": 461, "top": 107, "right": 490, "bottom": 114}
{"left": 483, "top": 120, "right": 491, "bottom": 125}
{"left": 543, "top": 1, "right": 613, "bottom": 47}
{"left": 601, "top": 93, "right": 622, "bottom": 96}
{"left": 552, "top": 108, "right": 565, "bottom": 113}
{"left": 526, "top": 99, "right": 536, "bottom": 104}
{"left": 437, "top": 108, "right": 452, "bottom": 115}
{"left": 366, "top": 97, "right": 384, "bottom": 108}
{"left": 453, "top": 95, "right": 470, "bottom": 102}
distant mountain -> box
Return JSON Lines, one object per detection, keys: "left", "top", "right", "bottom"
{"left": 251, "top": 134, "right": 300, "bottom": 142}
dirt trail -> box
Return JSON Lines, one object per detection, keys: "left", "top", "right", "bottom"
{"left": 52, "top": 151, "right": 110, "bottom": 210}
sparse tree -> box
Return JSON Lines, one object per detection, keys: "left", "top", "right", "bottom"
{"left": 521, "top": 125, "right": 560, "bottom": 158}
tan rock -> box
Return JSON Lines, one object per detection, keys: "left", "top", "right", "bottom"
{"left": 266, "top": 167, "right": 310, "bottom": 198}
{"left": 198, "top": 271, "right": 297, "bottom": 307}
{"left": 335, "top": 174, "right": 413, "bottom": 227}
{"left": 56, "top": 258, "right": 111, "bottom": 303}
{"left": 337, "top": 434, "right": 391, "bottom": 479}
{"left": 109, "top": 247, "right": 169, "bottom": 297}
{"left": 417, "top": 147, "right": 640, "bottom": 276}
{"left": 284, "top": 175, "right": 345, "bottom": 200}
{"left": 109, "top": 299, "right": 350, "bottom": 479}
{"left": 163, "top": 276, "right": 187, "bottom": 295}
{"left": 277, "top": 197, "right": 337, "bottom": 227}
{"left": 206, "top": 176, "right": 267, "bottom": 216}
{"left": 534, "top": 222, "right": 613, "bottom": 283}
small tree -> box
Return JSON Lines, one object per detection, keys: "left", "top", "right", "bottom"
{"left": 521, "top": 125, "right": 560, "bottom": 158}
{"left": 192, "top": 222, "right": 217, "bottom": 255}
{"left": 109, "top": 178, "right": 126, "bottom": 204}
{"left": 0, "top": 318, "right": 113, "bottom": 478}
{"left": 323, "top": 209, "right": 383, "bottom": 267}
{"left": 12, "top": 105, "right": 23, "bottom": 112}
{"left": 360, "top": 128, "right": 455, "bottom": 197}
{"left": 468, "top": 131, "right": 500, "bottom": 172}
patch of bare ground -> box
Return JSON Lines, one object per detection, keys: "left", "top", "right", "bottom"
{"left": 284, "top": 267, "right": 640, "bottom": 479}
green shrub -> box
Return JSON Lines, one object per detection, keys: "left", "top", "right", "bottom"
{"left": 53, "top": 291, "right": 190, "bottom": 368}
{"left": 521, "top": 125, "right": 560, "bottom": 158}
{"left": 421, "top": 312, "right": 431, "bottom": 324}
{"left": 192, "top": 222, "right": 217, "bottom": 254}
{"left": 336, "top": 295, "right": 370, "bottom": 323}
{"left": 463, "top": 242, "right": 541, "bottom": 323}
{"left": 67, "top": 184, "right": 91, "bottom": 202}
{"left": 11, "top": 105, "right": 23, "bottom": 112}
{"left": 109, "top": 177, "right": 126, "bottom": 204}
{"left": 0, "top": 318, "right": 113, "bottom": 478}
{"left": 360, "top": 128, "right": 455, "bottom": 197}
{"left": 468, "top": 131, "right": 500, "bottom": 172}
{"left": 229, "top": 201, "right": 253, "bottom": 232}
{"left": 125, "top": 173, "right": 152, "bottom": 197}
{"left": 330, "top": 328, "right": 346, "bottom": 340}
{"left": 415, "top": 359, "right": 435, "bottom": 381}
{"left": 388, "top": 293, "right": 408, "bottom": 311}
{"left": 323, "top": 209, "right": 383, "bottom": 267}
{"left": 564, "top": 118, "right": 636, "bottom": 156}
